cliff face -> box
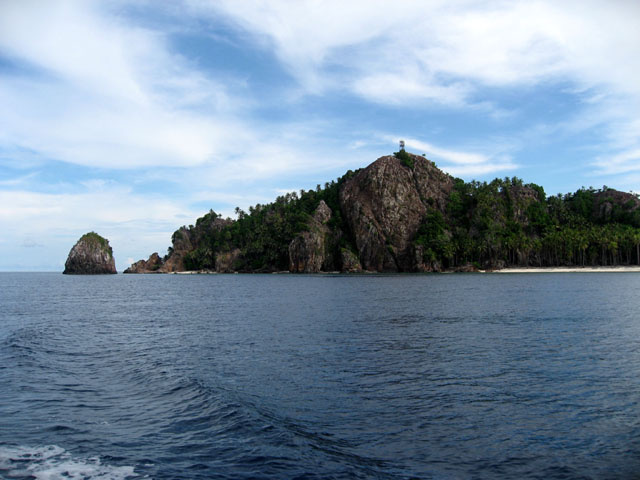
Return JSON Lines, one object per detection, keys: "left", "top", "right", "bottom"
{"left": 161, "top": 227, "right": 193, "bottom": 273}
{"left": 160, "top": 212, "right": 232, "bottom": 272}
{"left": 288, "top": 200, "right": 334, "bottom": 273}
{"left": 339, "top": 155, "right": 452, "bottom": 271}
{"left": 63, "top": 232, "right": 117, "bottom": 274}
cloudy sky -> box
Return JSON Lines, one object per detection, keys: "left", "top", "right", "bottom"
{"left": 1, "top": 0, "right": 639, "bottom": 271}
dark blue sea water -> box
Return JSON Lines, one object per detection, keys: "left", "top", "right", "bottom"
{"left": 2, "top": 272, "right": 640, "bottom": 479}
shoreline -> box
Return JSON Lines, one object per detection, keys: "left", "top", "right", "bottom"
{"left": 162, "top": 266, "right": 640, "bottom": 275}
{"left": 492, "top": 266, "right": 640, "bottom": 273}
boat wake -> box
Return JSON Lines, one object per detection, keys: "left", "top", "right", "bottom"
{"left": 0, "top": 444, "right": 141, "bottom": 480}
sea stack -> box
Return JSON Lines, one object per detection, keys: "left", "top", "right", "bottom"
{"left": 63, "top": 232, "right": 117, "bottom": 274}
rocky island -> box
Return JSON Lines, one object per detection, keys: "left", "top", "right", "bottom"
{"left": 63, "top": 232, "right": 117, "bottom": 274}
{"left": 126, "top": 151, "right": 640, "bottom": 274}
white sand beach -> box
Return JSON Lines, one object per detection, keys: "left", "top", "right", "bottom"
{"left": 493, "top": 266, "right": 640, "bottom": 273}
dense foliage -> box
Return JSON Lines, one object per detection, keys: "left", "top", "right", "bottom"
{"left": 394, "top": 149, "right": 414, "bottom": 169}
{"left": 80, "top": 232, "right": 112, "bottom": 257}
{"left": 436, "top": 179, "right": 640, "bottom": 269}
{"left": 180, "top": 170, "right": 359, "bottom": 271}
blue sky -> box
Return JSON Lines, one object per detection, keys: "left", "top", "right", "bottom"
{"left": 1, "top": 0, "right": 639, "bottom": 271}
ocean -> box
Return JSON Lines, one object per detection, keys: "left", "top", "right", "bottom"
{"left": 1, "top": 272, "right": 640, "bottom": 479}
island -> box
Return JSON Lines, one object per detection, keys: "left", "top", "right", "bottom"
{"left": 125, "top": 151, "right": 640, "bottom": 274}
{"left": 63, "top": 232, "right": 117, "bottom": 274}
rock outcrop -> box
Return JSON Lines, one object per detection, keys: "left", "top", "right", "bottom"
{"left": 124, "top": 210, "right": 233, "bottom": 273}
{"left": 123, "top": 252, "right": 163, "bottom": 273}
{"left": 340, "top": 248, "right": 362, "bottom": 272}
{"left": 215, "top": 248, "right": 241, "bottom": 273}
{"left": 160, "top": 226, "right": 193, "bottom": 272}
{"left": 593, "top": 189, "right": 640, "bottom": 222}
{"left": 63, "top": 232, "right": 117, "bottom": 274}
{"left": 160, "top": 212, "right": 233, "bottom": 272}
{"left": 288, "top": 200, "right": 333, "bottom": 273}
{"left": 339, "top": 154, "right": 453, "bottom": 271}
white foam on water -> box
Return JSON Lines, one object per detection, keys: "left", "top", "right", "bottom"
{"left": 0, "top": 445, "right": 139, "bottom": 479}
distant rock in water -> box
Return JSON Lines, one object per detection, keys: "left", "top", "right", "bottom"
{"left": 63, "top": 232, "right": 117, "bottom": 274}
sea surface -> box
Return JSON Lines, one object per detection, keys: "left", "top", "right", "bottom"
{"left": 1, "top": 272, "right": 640, "bottom": 479}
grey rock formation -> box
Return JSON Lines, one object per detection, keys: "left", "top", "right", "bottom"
{"left": 339, "top": 154, "right": 453, "bottom": 271}
{"left": 340, "top": 248, "right": 362, "bottom": 273}
{"left": 63, "top": 232, "right": 117, "bottom": 274}
{"left": 160, "top": 227, "right": 193, "bottom": 272}
{"left": 123, "top": 252, "right": 163, "bottom": 273}
{"left": 159, "top": 213, "right": 233, "bottom": 272}
{"left": 289, "top": 200, "right": 333, "bottom": 273}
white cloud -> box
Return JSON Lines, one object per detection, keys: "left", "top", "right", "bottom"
{"left": 404, "top": 138, "right": 487, "bottom": 165}
{"left": 0, "top": 172, "right": 38, "bottom": 187}
{"left": 0, "top": 188, "right": 192, "bottom": 229}
{"left": 0, "top": 1, "right": 147, "bottom": 103}
{"left": 354, "top": 70, "right": 470, "bottom": 106}
{"left": 203, "top": 0, "right": 640, "bottom": 102}
{"left": 3, "top": 0, "right": 637, "bottom": 173}
{"left": 200, "top": 0, "right": 640, "bottom": 178}
{"left": 593, "top": 148, "right": 640, "bottom": 175}
{"left": 0, "top": 1, "right": 240, "bottom": 169}
{"left": 0, "top": 79, "right": 227, "bottom": 168}
{"left": 199, "top": 0, "right": 640, "bottom": 185}
{"left": 188, "top": 0, "right": 412, "bottom": 92}
{"left": 386, "top": 136, "right": 517, "bottom": 178}
{"left": 443, "top": 161, "right": 518, "bottom": 177}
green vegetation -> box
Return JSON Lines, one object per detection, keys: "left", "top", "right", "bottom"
{"left": 394, "top": 149, "right": 414, "bottom": 169}
{"left": 414, "top": 210, "right": 454, "bottom": 267}
{"left": 80, "top": 232, "right": 112, "bottom": 257}
{"left": 179, "top": 170, "right": 359, "bottom": 271}
{"left": 438, "top": 179, "right": 640, "bottom": 268}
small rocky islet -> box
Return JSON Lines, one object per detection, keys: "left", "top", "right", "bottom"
{"left": 123, "top": 151, "right": 640, "bottom": 274}
{"left": 63, "top": 232, "right": 117, "bottom": 274}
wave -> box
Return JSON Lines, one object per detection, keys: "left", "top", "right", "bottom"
{"left": 0, "top": 444, "right": 142, "bottom": 479}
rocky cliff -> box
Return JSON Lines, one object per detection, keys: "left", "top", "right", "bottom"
{"left": 123, "top": 252, "right": 163, "bottom": 273}
{"left": 162, "top": 211, "right": 233, "bottom": 272}
{"left": 63, "top": 232, "right": 117, "bottom": 274}
{"left": 340, "top": 155, "right": 453, "bottom": 271}
{"left": 289, "top": 200, "right": 336, "bottom": 272}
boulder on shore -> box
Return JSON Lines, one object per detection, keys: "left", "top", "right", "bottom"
{"left": 63, "top": 232, "right": 117, "bottom": 274}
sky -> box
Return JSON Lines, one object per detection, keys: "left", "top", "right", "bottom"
{"left": 1, "top": 0, "right": 639, "bottom": 271}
